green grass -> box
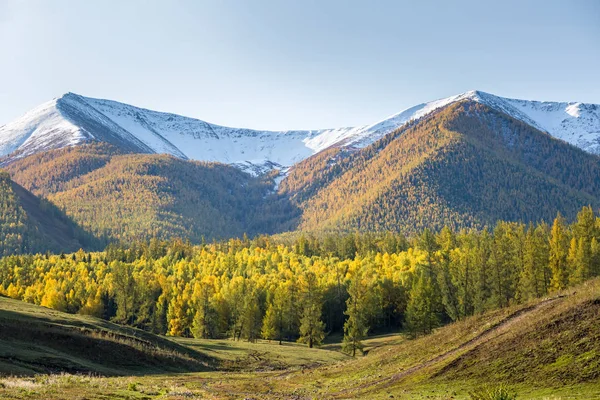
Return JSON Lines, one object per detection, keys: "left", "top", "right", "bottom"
{"left": 0, "top": 280, "right": 599, "bottom": 399}
{"left": 174, "top": 337, "right": 348, "bottom": 371}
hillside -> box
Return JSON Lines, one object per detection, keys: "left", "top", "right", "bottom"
{"left": 281, "top": 101, "right": 600, "bottom": 234}
{"left": 0, "top": 295, "right": 211, "bottom": 376}
{"left": 4, "top": 143, "right": 295, "bottom": 243}
{"left": 0, "top": 170, "right": 93, "bottom": 255}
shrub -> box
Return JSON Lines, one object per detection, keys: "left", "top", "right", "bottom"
{"left": 469, "top": 384, "right": 517, "bottom": 400}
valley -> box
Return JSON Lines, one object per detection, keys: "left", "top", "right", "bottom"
{"left": 0, "top": 279, "right": 598, "bottom": 399}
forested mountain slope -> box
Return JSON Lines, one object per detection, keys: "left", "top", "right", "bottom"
{"left": 4, "top": 143, "right": 296, "bottom": 243}
{"left": 0, "top": 170, "right": 92, "bottom": 254}
{"left": 281, "top": 101, "right": 600, "bottom": 234}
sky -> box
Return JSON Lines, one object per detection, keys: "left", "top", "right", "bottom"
{"left": 0, "top": 0, "right": 599, "bottom": 130}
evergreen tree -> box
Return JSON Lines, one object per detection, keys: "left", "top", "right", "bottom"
{"left": 518, "top": 224, "right": 550, "bottom": 301}
{"left": 298, "top": 272, "right": 325, "bottom": 348}
{"left": 549, "top": 213, "right": 570, "bottom": 291}
{"left": 405, "top": 271, "right": 439, "bottom": 337}
{"left": 342, "top": 275, "right": 371, "bottom": 356}
{"left": 437, "top": 226, "right": 460, "bottom": 321}
{"left": 109, "top": 261, "right": 136, "bottom": 325}
{"left": 240, "top": 288, "right": 263, "bottom": 342}
{"left": 191, "top": 278, "right": 218, "bottom": 339}
{"left": 591, "top": 237, "right": 600, "bottom": 277}
{"left": 473, "top": 229, "right": 493, "bottom": 313}
{"left": 569, "top": 238, "right": 592, "bottom": 285}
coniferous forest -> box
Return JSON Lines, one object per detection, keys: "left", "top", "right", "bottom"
{"left": 1, "top": 206, "right": 598, "bottom": 353}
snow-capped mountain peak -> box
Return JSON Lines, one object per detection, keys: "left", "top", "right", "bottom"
{"left": 1, "top": 90, "right": 598, "bottom": 173}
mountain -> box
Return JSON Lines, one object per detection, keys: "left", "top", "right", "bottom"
{"left": 0, "top": 92, "right": 350, "bottom": 174}
{"left": 0, "top": 90, "right": 599, "bottom": 246}
{"left": 1, "top": 91, "right": 599, "bottom": 174}
{"left": 280, "top": 100, "right": 600, "bottom": 233}
{"left": 0, "top": 170, "right": 93, "bottom": 254}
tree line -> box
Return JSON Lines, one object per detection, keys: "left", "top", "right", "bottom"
{"left": 0, "top": 206, "right": 598, "bottom": 355}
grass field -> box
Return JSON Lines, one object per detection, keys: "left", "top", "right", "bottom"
{"left": 0, "top": 279, "right": 599, "bottom": 399}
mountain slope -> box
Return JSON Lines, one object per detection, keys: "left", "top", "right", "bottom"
{"left": 0, "top": 170, "right": 93, "bottom": 254}
{"left": 3, "top": 143, "right": 297, "bottom": 243}
{"left": 1, "top": 91, "right": 599, "bottom": 174}
{"left": 280, "top": 100, "right": 600, "bottom": 233}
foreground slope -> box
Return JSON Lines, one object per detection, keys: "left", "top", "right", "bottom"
{"left": 0, "top": 295, "right": 211, "bottom": 376}
{"left": 282, "top": 101, "right": 600, "bottom": 233}
{"left": 0, "top": 295, "right": 346, "bottom": 378}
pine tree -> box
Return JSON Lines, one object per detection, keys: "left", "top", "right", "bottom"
{"left": 489, "top": 223, "right": 518, "bottom": 309}
{"left": 473, "top": 229, "right": 493, "bottom": 313}
{"left": 574, "top": 206, "right": 596, "bottom": 243}
{"left": 167, "top": 293, "right": 191, "bottom": 337}
{"left": 298, "top": 272, "right": 325, "bottom": 348}
{"left": 342, "top": 275, "right": 371, "bottom": 356}
{"left": 109, "top": 261, "right": 136, "bottom": 325}
{"left": 451, "top": 230, "right": 477, "bottom": 319}
{"left": 405, "top": 271, "right": 439, "bottom": 337}
{"left": 549, "top": 213, "right": 569, "bottom": 291}
{"left": 437, "top": 226, "right": 460, "bottom": 321}
{"left": 240, "top": 288, "right": 263, "bottom": 342}
{"left": 569, "top": 238, "right": 592, "bottom": 285}
{"left": 191, "top": 279, "right": 218, "bottom": 339}
{"left": 518, "top": 224, "right": 550, "bottom": 301}
{"left": 591, "top": 237, "right": 600, "bottom": 277}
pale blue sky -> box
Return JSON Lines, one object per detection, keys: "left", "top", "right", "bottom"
{"left": 1, "top": 0, "right": 599, "bottom": 130}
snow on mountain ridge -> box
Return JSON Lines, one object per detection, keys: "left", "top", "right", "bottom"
{"left": 0, "top": 96, "right": 89, "bottom": 158}
{"left": 1, "top": 90, "right": 598, "bottom": 172}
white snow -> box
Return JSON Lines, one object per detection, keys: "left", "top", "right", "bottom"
{"left": 500, "top": 97, "right": 600, "bottom": 154}
{"left": 0, "top": 98, "right": 87, "bottom": 158}
{"left": 1, "top": 90, "right": 598, "bottom": 170}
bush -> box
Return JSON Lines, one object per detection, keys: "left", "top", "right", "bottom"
{"left": 469, "top": 384, "right": 517, "bottom": 400}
